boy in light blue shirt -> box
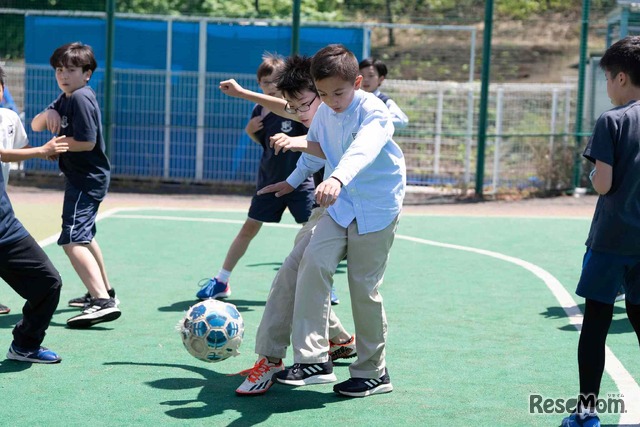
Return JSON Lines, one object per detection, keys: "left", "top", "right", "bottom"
{"left": 264, "top": 44, "right": 405, "bottom": 397}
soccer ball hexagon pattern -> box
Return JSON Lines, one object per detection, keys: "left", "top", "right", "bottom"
{"left": 177, "top": 299, "right": 244, "bottom": 363}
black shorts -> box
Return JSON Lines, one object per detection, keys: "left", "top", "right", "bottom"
{"left": 58, "top": 184, "right": 101, "bottom": 245}
{"left": 248, "top": 189, "right": 314, "bottom": 224}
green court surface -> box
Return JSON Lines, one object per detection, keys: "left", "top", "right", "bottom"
{"left": 0, "top": 207, "right": 638, "bottom": 427}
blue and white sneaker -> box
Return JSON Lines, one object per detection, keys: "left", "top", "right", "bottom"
{"left": 560, "top": 413, "right": 601, "bottom": 427}
{"left": 330, "top": 286, "right": 340, "bottom": 305}
{"left": 7, "top": 342, "right": 61, "bottom": 364}
{"left": 196, "top": 278, "right": 231, "bottom": 300}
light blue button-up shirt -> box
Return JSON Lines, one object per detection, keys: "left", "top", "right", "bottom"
{"left": 286, "top": 89, "right": 406, "bottom": 234}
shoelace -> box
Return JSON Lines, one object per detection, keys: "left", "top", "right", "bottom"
{"left": 235, "top": 359, "right": 278, "bottom": 383}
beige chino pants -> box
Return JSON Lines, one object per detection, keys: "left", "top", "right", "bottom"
{"left": 254, "top": 207, "right": 350, "bottom": 359}
{"left": 291, "top": 210, "right": 398, "bottom": 379}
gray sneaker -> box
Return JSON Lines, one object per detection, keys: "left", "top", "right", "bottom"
{"left": 67, "top": 298, "right": 121, "bottom": 329}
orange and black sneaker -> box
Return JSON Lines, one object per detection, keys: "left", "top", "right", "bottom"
{"left": 329, "top": 335, "right": 357, "bottom": 361}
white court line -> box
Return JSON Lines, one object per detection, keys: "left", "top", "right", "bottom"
{"left": 43, "top": 208, "right": 639, "bottom": 425}
{"left": 396, "top": 235, "right": 640, "bottom": 425}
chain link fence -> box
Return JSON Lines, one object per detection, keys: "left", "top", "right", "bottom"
{"left": 0, "top": 1, "right": 622, "bottom": 200}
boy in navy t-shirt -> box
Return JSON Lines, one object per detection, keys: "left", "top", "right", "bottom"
{"left": 561, "top": 36, "right": 640, "bottom": 427}
{"left": 197, "top": 53, "right": 314, "bottom": 300}
{"left": 32, "top": 42, "right": 119, "bottom": 329}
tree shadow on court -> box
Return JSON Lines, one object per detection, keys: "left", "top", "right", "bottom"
{"left": 540, "top": 305, "right": 635, "bottom": 334}
{"left": 158, "top": 299, "right": 267, "bottom": 314}
{"left": 105, "top": 361, "right": 340, "bottom": 425}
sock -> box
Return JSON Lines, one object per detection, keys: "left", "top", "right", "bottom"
{"left": 107, "top": 288, "right": 116, "bottom": 298}
{"left": 266, "top": 356, "right": 281, "bottom": 364}
{"left": 216, "top": 269, "right": 231, "bottom": 284}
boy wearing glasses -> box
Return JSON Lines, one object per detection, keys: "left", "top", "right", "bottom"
{"left": 197, "top": 53, "right": 314, "bottom": 300}
{"left": 219, "top": 55, "right": 356, "bottom": 396}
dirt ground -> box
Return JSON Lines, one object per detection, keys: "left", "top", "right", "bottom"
{"left": 7, "top": 184, "right": 598, "bottom": 218}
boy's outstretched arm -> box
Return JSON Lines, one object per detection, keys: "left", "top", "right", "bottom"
{"left": 590, "top": 160, "right": 612, "bottom": 195}
{"left": 270, "top": 134, "right": 326, "bottom": 158}
{"left": 257, "top": 181, "right": 294, "bottom": 198}
{"left": 219, "top": 79, "right": 300, "bottom": 122}
{"left": 0, "top": 135, "right": 68, "bottom": 162}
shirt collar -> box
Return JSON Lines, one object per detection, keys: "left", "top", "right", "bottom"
{"left": 332, "top": 89, "right": 364, "bottom": 119}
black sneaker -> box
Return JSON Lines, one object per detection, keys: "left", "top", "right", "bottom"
{"left": 68, "top": 292, "right": 91, "bottom": 308}
{"left": 74, "top": 289, "right": 120, "bottom": 310}
{"left": 272, "top": 361, "right": 337, "bottom": 386}
{"left": 67, "top": 298, "right": 121, "bottom": 329}
{"left": 333, "top": 368, "right": 393, "bottom": 397}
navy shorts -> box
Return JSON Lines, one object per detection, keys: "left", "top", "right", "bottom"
{"left": 576, "top": 248, "right": 640, "bottom": 305}
{"left": 248, "top": 189, "right": 314, "bottom": 224}
{"left": 57, "top": 185, "right": 100, "bottom": 246}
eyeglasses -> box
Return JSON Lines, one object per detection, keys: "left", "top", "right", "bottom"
{"left": 284, "top": 94, "right": 318, "bottom": 114}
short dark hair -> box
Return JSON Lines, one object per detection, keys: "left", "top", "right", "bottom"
{"left": 310, "top": 44, "right": 359, "bottom": 83}
{"left": 256, "top": 52, "right": 285, "bottom": 81}
{"left": 49, "top": 42, "right": 97, "bottom": 73}
{"left": 276, "top": 55, "right": 317, "bottom": 99}
{"left": 359, "top": 57, "right": 388, "bottom": 78}
{"left": 600, "top": 36, "right": 640, "bottom": 86}
{"left": 0, "top": 64, "right": 5, "bottom": 88}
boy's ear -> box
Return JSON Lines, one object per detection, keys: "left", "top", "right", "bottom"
{"left": 379, "top": 75, "right": 386, "bottom": 85}
{"left": 620, "top": 71, "right": 629, "bottom": 86}
{"left": 354, "top": 74, "right": 363, "bottom": 90}
{"left": 84, "top": 69, "right": 93, "bottom": 82}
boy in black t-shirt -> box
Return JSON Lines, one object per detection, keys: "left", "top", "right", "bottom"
{"left": 32, "top": 42, "right": 120, "bottom": 329}
{"left": 561, "top": 36, "right": 640, "bottom": 427}
{"left": 197, "top": 53, "right": 313, "bottom": 300}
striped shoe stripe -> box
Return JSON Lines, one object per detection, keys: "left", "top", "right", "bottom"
{"left": 302, "top": 365, "right": 322, "bottom": 375}
{"left": 364, "top": 379, "right": 381, "bottom": 388}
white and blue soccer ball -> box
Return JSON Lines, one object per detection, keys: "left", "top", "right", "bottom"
{"left": 177, "top": 299, "right": 244, "bottom": 363}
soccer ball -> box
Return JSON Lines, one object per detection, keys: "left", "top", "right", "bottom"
{"left": 177, "top": 299, "right": 244, "bottom": 363}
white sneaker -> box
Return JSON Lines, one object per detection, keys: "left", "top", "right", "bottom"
{"left": 235, "top": 356, "right": 284, "bottom": 396}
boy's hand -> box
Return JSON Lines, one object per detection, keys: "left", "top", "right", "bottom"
{"left": 41, "top": 135, "right": 69, "bottom": 159}
{"left": 315, "top": 177, "right": 342, "bottom": 207}
{"left": 270, "top": 133, "right": 306, "bottom": 155}
{"left": 43, "top": 110, "right": 62, "bottom": 135}
{"left": 219, "top": 79, "right": 245, "bottom": 98}
{"left": 245, "top": 116, "right": 263, "bottom": 135}
{"left": 257, "top": 181, "right": 294, "bottom": 198}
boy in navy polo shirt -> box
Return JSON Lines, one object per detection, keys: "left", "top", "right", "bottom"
{"left": 32, "top": 42, "right": 119, "bottom": 328}
{"left": 197, "top": 53, "right": 314, "bottom": 300}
